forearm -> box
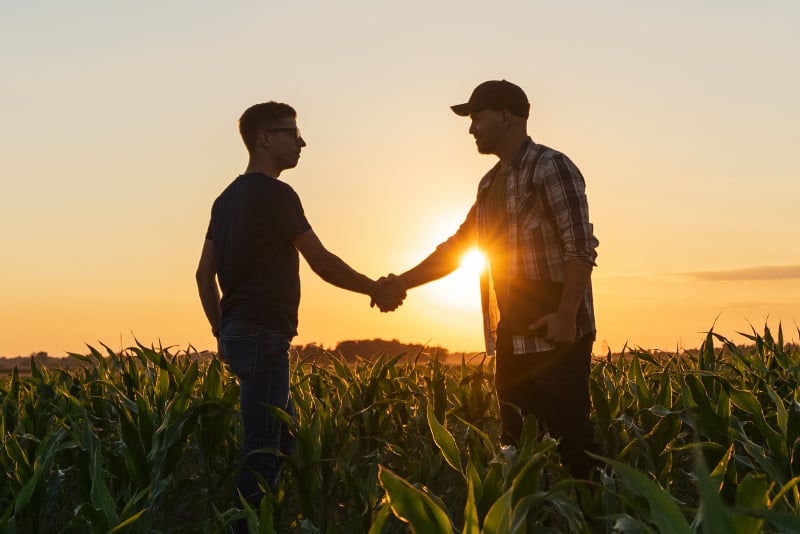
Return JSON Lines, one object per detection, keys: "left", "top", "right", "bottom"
{"left": 558, "top": 260, "right": 592, "bottom": 316}
{"left": 396, "top": 248, "right": 460, "bottom": 290}
{"left": 396, "top": 207, "right": 476, "bottom": 290}
{"left": 312, "top": 253, "right": 378, "bottom": 296}
{"left": 196, "top": 274, "right": 222, "bottom": 336}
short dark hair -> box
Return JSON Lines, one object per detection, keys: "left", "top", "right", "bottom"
{"left": 239, "top": 101, "right": 297, "bottom": 153}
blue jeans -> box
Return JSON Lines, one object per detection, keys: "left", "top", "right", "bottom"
{"left": 221, "top": 321, "right": 296, "bottom": 506}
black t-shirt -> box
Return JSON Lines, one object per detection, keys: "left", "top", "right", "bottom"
{"left": 205, "top": 173, "right": 312, "bottom": 336}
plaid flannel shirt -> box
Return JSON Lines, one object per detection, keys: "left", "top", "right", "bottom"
{"left": 432, "top": 137, "right": 598, "bottom": 355}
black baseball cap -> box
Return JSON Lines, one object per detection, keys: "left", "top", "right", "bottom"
{"left": 451, "top": 80, "right": 530, "bottom": 118}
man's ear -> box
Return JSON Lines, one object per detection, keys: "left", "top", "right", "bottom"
{"left": 257, "top": 129, "right": 271, "bottom": 148}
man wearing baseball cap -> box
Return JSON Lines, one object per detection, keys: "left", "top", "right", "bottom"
{"left": 384, "top": 80, "right": 600, "bottom": 479}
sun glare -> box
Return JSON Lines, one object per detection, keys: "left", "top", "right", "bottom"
{"left": 421, "top": 248, "right": 486, "bottom": 310}
{"left": 460, "top": 249, "right": 486, "bottom": 274}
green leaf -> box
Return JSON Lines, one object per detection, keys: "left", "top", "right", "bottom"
{"left": 257, "top": 492, "right": 274, "bottom": 534}
{"left": 728, "top": 388, "right": 774, "bottom": 434}
{"left": 603, "top": 457, "right": 692, "bottom": 534}
{"left": 699, "top": 330, "right": 717, "bottom": 371}
{"left": 510, "top": 453, "right": 547, "bottom": 503}
{"left": 367, "top": 502, "right": 393, "bottom": 534}
{"left": 709, "top": 445, "right": 734, "bottom": 488}
{"left": 177, "top": 360, "right": 199, "bottom": 396}
{"left": 427, "top": 404, "right": 463, "bottom": 474}
{"left": 481, "top": 490, "right": 513, "bottom": 534}
{"left": 378, "top": 466, "right": 452, "bottom": 534}
{"left": 693, "top": 452, "right": 736, "bottom": 534}
{"left": 684, "top": 375, "right": 728, "bottom": 443}
{"left": 89, "top": 448, "right": 118, "bottom": 528}
{"left": 13, "top": 466, "right": 42, "bottom": 516}
{"left": 729, "top": 388, "right": 786, "bottom": 469}
{"left": 590, "top": 377, "right": 611, "bottom": 428}
{"left": 462, "top": 465, "right": 480, "bottom": 534}
{"left": 765, "top": 384, "right": 789, "bottom": 438}
{"left": 630, "top": 356, "right": 652, "bottom": 407}
{"left": 770, "top": 475, "right": 800, "bottom": 508}
{"left": 5, "top": 435, "right": 30, "bottom": 473}
{"left": 510, "top": 494, "right": 540, "bottom": 534}
{"left": 745, "top": 509, "right": 800, "bottom": 532}
{"left": 453, "top": 415, "right": 495, "bottom": 452}
{"left": 204, "top": 358, "right": 223, "bottom": 401}
{"left": 107, "top": 509, "right": 148, "bottom": 534}
{"left": 734, "top": 474, "right": 768, "bottom": 534}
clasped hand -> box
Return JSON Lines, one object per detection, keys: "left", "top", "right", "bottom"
{"left": 370, "top": 274, "right": 406, "bottom": 312}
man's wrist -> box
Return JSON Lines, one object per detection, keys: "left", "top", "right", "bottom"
{"left": 391, "top": 274, "right": 408, "bottom": 292}
{"left": 368, "top": 280, "right": 381, "bottom": 299}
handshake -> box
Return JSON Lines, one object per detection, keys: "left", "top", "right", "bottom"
{"left": 370, "top": 274, "right": 407, "bottom": 312}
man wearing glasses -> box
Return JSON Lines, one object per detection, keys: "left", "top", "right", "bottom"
{"left": 195, "top": 101, "right": 405, "bottom": 517}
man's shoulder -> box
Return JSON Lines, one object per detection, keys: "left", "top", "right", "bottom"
{"left": 256, "top": 174, "right": 301, "bottom": 198}
{"left": 522, "top": 143, "right": 584, "bottom": 178}
{"left": 220, "top": 173, "right": 300, "bottom": 198}
{"left": 526, "top": 142, "right": 566, "bottom": 164}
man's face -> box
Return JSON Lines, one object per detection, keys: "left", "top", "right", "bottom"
{"left": 468, "top": 109, "right": 505, "bottom": 155}
{"left": 264, "top": 118, "right": 306, "bottom": 171}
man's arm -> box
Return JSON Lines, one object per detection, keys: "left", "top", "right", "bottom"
{"left": 195, "top": 238, "right": 222, "bottom": 338}
{"left": 393, "top": 248, "right": 462, "bottom": 291}
{"left": 392, "top": 205, "right": 478, "bottom": 291}
{"left": 294, "top": 230, "right": 405, "bottom": 311}
{"left": 528, "top": 154, "right": 597, "bottom": 344}
{"left": 529, "top": 260, "right": 592, "bottom": 344}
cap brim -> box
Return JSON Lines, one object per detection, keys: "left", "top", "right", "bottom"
{"left": 450, "top": 103, "right": 471, "bottom": 116}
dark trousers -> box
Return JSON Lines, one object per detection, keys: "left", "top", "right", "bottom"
{"left": 495, "top": 332, "right": 599, "bottom": 479}
{"left": 221, "top": 322, "right": 296, "bottom": 508}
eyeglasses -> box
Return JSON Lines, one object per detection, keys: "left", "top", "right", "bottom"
{"left": 265, "top": 127, "right": 303, "bottom": 141}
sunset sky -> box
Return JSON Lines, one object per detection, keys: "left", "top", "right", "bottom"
{"left": 2, "top": 2, "right": 799, "bottom": 357}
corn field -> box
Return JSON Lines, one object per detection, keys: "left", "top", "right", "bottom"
{"left": 1, "top": 325, "right": 799, "bottom": 533}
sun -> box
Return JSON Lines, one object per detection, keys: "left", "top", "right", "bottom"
{"left": 460, "top": 249, "right": 487, "bottom": 274}
{"left": 424, "top": 248, "right": 486, "bottom": 309}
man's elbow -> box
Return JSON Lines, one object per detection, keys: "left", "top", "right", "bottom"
{"left": 563, "top": 236, "right": 598, "bottom": 267}
{"left": 310, "top": 258, "right": 336, "bottom": 281}
{"left": 563, "top": 254, "right": 597, "bottom": 269}
{"left": 308, "top": 252, "right": 344, "bottom": 283}
{"left": 195, "top": 266, "right": 216, "bottom": 285}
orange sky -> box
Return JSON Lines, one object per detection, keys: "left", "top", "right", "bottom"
{"left": 2, "top": 2, "right": 799, "bottom": 357}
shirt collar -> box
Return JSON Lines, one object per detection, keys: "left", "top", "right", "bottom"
{"left": 477, "top": 136, "right": 537, "bottom": 195}
{"left": 510, "top": 136, "right": 536, "bottom": 170}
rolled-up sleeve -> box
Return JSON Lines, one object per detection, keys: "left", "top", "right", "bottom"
{"left": 544, "top": 155, "right": 598, "bottom": 266}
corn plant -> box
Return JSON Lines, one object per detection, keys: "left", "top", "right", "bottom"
{"left": 2, "top": 324, "right": 799, "bottom": 532}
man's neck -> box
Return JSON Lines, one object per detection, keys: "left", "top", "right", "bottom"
{"left": 244, "top": 160, "right": 281, "bottom": 178}
{"left": 496, "top": 133, "right": 528, "bottom": 168}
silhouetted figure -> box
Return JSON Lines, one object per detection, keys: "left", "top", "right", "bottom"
{"left": 196, "top": 102, "right": 404, "bottom": 531}
{"left": 383, "top": 81, "right": 600, "bottom": 478}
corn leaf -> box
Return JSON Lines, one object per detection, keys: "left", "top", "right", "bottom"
{"left": 604, "top": 457, "right": 692, "bottom": 534}
{"left": 427, "top": 404, "right": 463, "bottom": 474}
{"left": 378, "top": 465, "right": 452, "bottom": 534}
